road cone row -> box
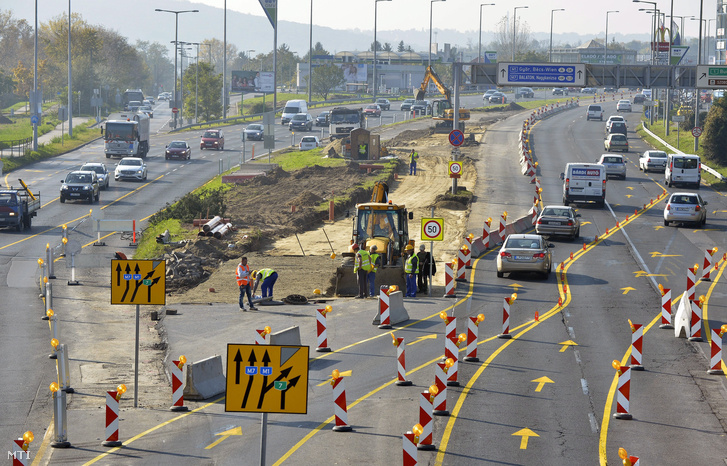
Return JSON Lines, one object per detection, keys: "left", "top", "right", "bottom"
{"left": 170, "top": 358, "right": 188, "bottom": 412}
{"left": 330, "top": 372, "right": 351, "bottom": 432}
{"left": 443, "top": 262, "right": 456, "bottom": 298}
{"left": 628, "top": 320, "right": 644, "bottom": 371}
{"left": 482, "top": 218, "right": 491, "bottom": 249}
{"left": 659, "top": 286, "right": 673, "bottom": 329}
{"left": 378, "top": 287, "right": 392, "bottom": 329}
{"left": 316, "top": 307, "right": 332, "bottom": 352}
{"left": 464, "top": 315, "right": 484, "bottom": 362}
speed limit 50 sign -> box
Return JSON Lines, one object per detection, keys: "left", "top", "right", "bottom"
{"left": 448, "top": 161, "right": 462, "bottom": 178}
{"left": 421, "top": 218, "right": 444, "bottom": 241}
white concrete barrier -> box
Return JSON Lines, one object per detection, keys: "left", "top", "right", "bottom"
{"left": 673, "top": 294, "right": 690, "bottom": 339}
{"left": 269, "top": 326, "right": 302, "bottom": 346}
{"left": 183, "top": 355, "right": 226, "bottom": 400}
{"left": 372, "top": 290, "right": 409, "bottom": 325}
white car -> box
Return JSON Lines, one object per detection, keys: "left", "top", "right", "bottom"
{"left": 639, "top": 150, "right": 668, "bottom": 173}
{"left": 616, "top": 100, "right": 632, "bottom": 112}
{"left": 115, "top": 157, "right": 148, "bottom": 181}
{"left": 605, "top": 115, "right": 626, "bottom": 132}
{"left": 299, "top": 136, "right": 320, "bottom": 151}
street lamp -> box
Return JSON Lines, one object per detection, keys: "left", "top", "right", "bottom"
{"left": 691, "top": 17, "right": 708, "bottom": 63}
{"left": 223, "top": 0, "right": 228, "bottom": 118}
{"left": 374, "top": 0, "right": 392, "bottom": 100}
{"left": 549, "top": 8, "right": 565, "bottom": 62}
{"left": 308, "top": 0, "right": 313, "bottom": 104}
{"left": 242, "top": 49, "right": 255, "bottom": 116}
{"left": 429, "top": 0, "right": 446, "bottom": 68}
{"left": 67, "top": 0, "right": 72, "bottom": 137}
{"left": 633, "top": 1, "right": 657, "bottom": 64}
{"left": 604, "top": 10, "right": 619, "bottom": 86}
{"left": 512, "top": 6, "right": 528, "bottom": 61}
{"left": 155, "top": 8, "right": 199, "bottom": 128}
{"left": 478, "top": 3, "right": 495, "bottom": 64}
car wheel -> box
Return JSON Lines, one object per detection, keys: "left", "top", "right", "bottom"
{"left": 702, "top": 216, "right": 707, "bottom": 225}
{"left": 165, "top": 155, "right": 169, "bottom": 160}
{"left": 88, "top": 196, "right": 94, "bottom": 204}
{"left": 664, "top": 220, "right": 669, "bottom": 226}
{"left": 106, "top": 154, "right": 111, "bottom": 159}
{"left": 642, "top": 166, "right": 647, "bottom": 173}
{"left": 143, "top": 173, "right": 148, "bottom": 181}
{"left": 572, "top": 228, "right": 580, "bottom": 240}
{"left": 60, "top": 196, "right": 65, "bottom": 203}
{"left": 16, "top": 217, "right": 24, "bottom": 232}
{"left": 496, "top": 270, "right": 504, "bottom": 278}
{"left": 95, "top": 191, "right": 100, "bottom": 202}
{"left": 695, "top": 182, "right": 700, "bottom": 190}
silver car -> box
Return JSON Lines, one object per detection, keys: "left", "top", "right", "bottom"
{"left": 114, "top": 157, "right": 148, "bottom": 181}
{"left": 598, "top": 154, "right": 627, "bottom": 179}
{"left": 496, "top": 234, "right": 553, "bottom": 279}
{"left": 80, "top": 162, "right": 110, "bottom": 189}
{"left": 535, "top": 206, "right": 581, "bottom": 240}
{"left": 639, "top": 150, "right": 667, "bottom": 173}
{"left": 663, "top": 192, "right": 707, "bottom": 227}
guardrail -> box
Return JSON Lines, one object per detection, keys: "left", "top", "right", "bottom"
{"left": 640, "top": 121, "right": 725, "bottom": 182}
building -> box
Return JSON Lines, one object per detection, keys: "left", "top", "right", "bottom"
{"left": 549, "top": 40, "right": 638, "bottom": 65}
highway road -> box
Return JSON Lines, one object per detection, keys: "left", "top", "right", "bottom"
{"left": 3, "top": 93, "right": 725, "bottom": 465}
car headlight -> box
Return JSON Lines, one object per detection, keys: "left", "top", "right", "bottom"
{"left": 83, "top": 185, "right": 91, "bottom": 190}
{"left": 136, "top": 169, "right": 142, "bottom": 174}
{"left": 61, "top": 185, "right": 69, "bottom": 191}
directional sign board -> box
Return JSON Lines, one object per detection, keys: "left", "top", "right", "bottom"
{"left": 696, "top": 65, "right": 727, "bottom": 89}
{"left": 225, "top": 344, "right": 309, "bottom": 414}
{"left": 421, "top": 218, "right": 444, "bottom": 242}
{"left": 110, "top": 260, "right": 166, "bottom": 305}
{"left": 497, "top": 63, "right": 585, "bottom": 87}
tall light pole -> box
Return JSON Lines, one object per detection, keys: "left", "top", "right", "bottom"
{"left": 67, "top": 0, "right": 72, "bottom": 137}
{"left": 604, "top": 10, "right": 619, "bottom": 86}
{"left": 429, "top": 0, "right": 445, "bottom": 68}
{"left": 512, "top": 6, "right": 528, "bottom": 61}
{"left": 708, "top": 18, "right": 715, "bottom": 64}
{"left": 223, "top": 0, "right": 228, "bottom": 118}
{"left": 32, "top": 0, "right": 38, "bottom": 150}
{"left": 374, "top": 0, "right": 392, "bottom": 100}
{"left": 633, "top": 1, "right": 657, "bottom": 64}
{"left": 549, "top": 8, "right": 565, "bottom": 62}
{"left": 242, "top": 49, "right": 255, "bottom": 116}
{"left": 155, "top": 8, "right": 198, "bottom": 128}
{"left": 691, "top": 17, "right": 708, "bottom": 63}
{"left": 192, "top": 42, "right": 199, "bottom": 123}
{"left": 478, "top": 3, "right": 495, "bottom": 64}
{"left": 308, "top": 0, "right": 313, "bottom": 104}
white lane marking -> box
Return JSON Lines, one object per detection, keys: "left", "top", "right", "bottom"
{"left": 605, "top": 200, "right": 658, "bottom": 288}
{"left": 581, "top": 378, "right": 589, "bottom": 395}
{"left": 588, "top": 413, "right": 599, "bottom": 433}
{"left": 568, "top": 326, "right": 576, "bottom": 339}
{"left": 573, "top": 349, "right": 582, "bottom": 365}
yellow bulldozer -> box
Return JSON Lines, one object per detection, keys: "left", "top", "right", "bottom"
{"left": 414, "top": 66, "right": 470, "bottom": 128}
{"left": 334, "top": 181, "right": 413, "bottom": 296}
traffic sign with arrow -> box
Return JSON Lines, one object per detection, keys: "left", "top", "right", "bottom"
{"left": 111, "top": 260, "right": 166, "bottom": 305}
{"left": 497, "top": 63, "right": 585, "bottom": 86}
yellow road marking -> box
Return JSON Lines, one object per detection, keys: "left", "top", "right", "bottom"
{"left": 512, "top": 428, "right": 539, "bottom": 449}
{"left": 204, "top": 426, "right": 242, "bottom": 450}
{"left": 531, "top": 376, "right": 554, "bottom": 392}
{"left": 559, "top": 340, "right": 577, "bottom": 352}
{"left": 621, "top": 287, "right": 635, "bottom": 294}
{"left": 650, "top": 251, "right": 681, "bottom": 257}
{"left": 315, "top": 370, "right": 352, "bottom": 387}
{"left": 405, "top": 334, "right": 437, "bottom": 346}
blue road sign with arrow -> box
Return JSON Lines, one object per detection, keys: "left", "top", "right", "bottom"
{"left": 497, "top": 63, "right": 586, "bottom": 87}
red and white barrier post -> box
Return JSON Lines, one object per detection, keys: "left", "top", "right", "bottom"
{"left": 379, "top": 285, "right": 392, "bottom": 328}
{"left": 498, "top": 293, "right": 517, "bottom": 339}
{"left": 170, "top": 356, "right": 188, "bottom": 412}
{"left": 464, "top": 314, "right": 485, "bottom": 362}
{"left": 658, "top": 285, "right": 673, "bottom": 329}
{"left": 464, "top": 235, "right": 473, "bottom": 269}
{"left": 612, "top": 361, "right": 632, "bottom": 420}
{"left": 701, "top": 247, "right": 718, "bottom": 281}
{"left": 708, "top": 325, "right": 727, "bottom": 375}
{"left": 403, "top": 430, "right": 418, "bottom": 465}
{"left": 689, "top": 298, "right": 704, "bottom": 342}
{"left": 330, "top": 370, "right": 352, "bottom": 431}
{"left": 11, "top": 432, "right": 33, "bottom": 466}
{"left": 443, "top": 261, "right": 456, "bottom": 298}
{"left": 483, "top": 217, "right": 492, "bottom": 249}
{"left": 499, "top": 211, "right": 508, "bottom": 244}
{"left": 619, "top": 448, "right": 640, "bottom": 466}
{"left": 392, "top": 333, "right": 412, "bottom": 386}
{"left": 417, "top": 390, "right": 436, "bottom": 450}
{"left": 686, "top": 264, "right": 698, "bottom": 300}
{"left": 445, "top": 334, "right": 466, "bottom": 386}
{"left": 628, "top": 320, "right": 644, "bottom": 371}
{"left": 316, "top": 306, "right": 332, "bottom": 352}
{"left": 103, "top": 384, "right": 126, "bottom": 447}
{"left": 456, "top": 246, "right": 467, "bottom": 282}
{"left": 255, "top": 326, "right": 271, "bottom": 345}
{"left": 433, "top": 362, "right": 449, "bottom": 416}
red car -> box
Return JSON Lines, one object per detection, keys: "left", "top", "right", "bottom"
{"left": 200, "top": 129, "right": 224, "bottom": 150}
{"left": 165, "top": 141, "right": 191, "bottom": 160}
{"left": 363, "top": 104, "right": 381, "bottom": 117}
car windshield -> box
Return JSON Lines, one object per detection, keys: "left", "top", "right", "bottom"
{"left": 366, "top": 105, "right": 377, "bottom": 109}
{"left": 82, "top": 165, "right": 105, "bottom": 174}
{"left": 647, "top": 151, "right": 666, "bottom": 158}
{"left": 301, "top": 137, "right": 316, "bottom": 142}
{"left": 542, "top": 208, "right": 572, "bottom": 217}
{"left": 140, "top": 106, "right": 151, "bottom": 111}
{"left": 169, "top": 142, "right": 187, "bottom": 149}
{"left": 0, "top": 193, "right": 18, "bottom": 205}
{"left": 673, "top": 158, "right": 699, "bottom": 169}
{"left": 610, "top": 135, "right": 627, "bottom": 142}
{"left": 671, "top": 195, "right": 698, "bottom": 204}
{"left": 376, "top": 100, "right": 387, "bottom": 103}
{"left": 66, "top": 173, "right": 92, "bottom": 183}
{"left": 283, "top": 106, "right": 301, "bottom": 114}
{"left": 203, "top": 131, "right": 219, "bottom": 139}
{"left": 292, "top": 115, "right": 307, "bottom": 121}
{"left": 247, "top": 125, "right": 263, "bottom": 131}
{"left": 506, "top": 238, "right": 542, "bottom": 249}
{"left": 119, "top": 159, "right": 141, "bottom": 166}
{"left": 603, "top": 156, "right": 623, "bottom": 163}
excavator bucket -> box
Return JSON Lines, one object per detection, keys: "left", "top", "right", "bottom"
{"left": 414, "top": 89, "right": 425, "bottom": 101}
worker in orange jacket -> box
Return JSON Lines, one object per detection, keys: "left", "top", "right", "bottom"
{"left": 236, "top": 256, "right": 257, "bottom": 311}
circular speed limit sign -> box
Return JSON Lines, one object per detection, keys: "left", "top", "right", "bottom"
{"left": 421, "top": 218, "right": 444, "bottom": 241}
{"left": 448, "top": 161, "right": 462, "bottom": 178}
{"left": 692, "top": 126, "right": 703, "bottom": 138}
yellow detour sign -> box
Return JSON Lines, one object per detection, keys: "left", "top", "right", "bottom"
{"left": 421, "top": 218, "right": 444, "bottom": 241}
{"left": 110, "top": 260, "right": 166, "bottom": 305}
{"left": 225, "top": 344, "right": 310, "bottom": 414}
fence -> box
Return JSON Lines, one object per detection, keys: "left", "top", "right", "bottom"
{"left": 0, "top": 137, "right": 32, "bottom": 158}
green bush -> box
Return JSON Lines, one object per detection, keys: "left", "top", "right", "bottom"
{"left": 149, "top": 188, "right": 226, "bottom": 225}
{"left": 678, "top": 110, "right": 707, "bottom": 131}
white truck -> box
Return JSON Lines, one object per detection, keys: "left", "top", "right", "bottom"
{"left": 561, "top": 163, "right": 607, "bottom": 207}
{"left": 103, "top": 112, "right": 150, "bottom": 158}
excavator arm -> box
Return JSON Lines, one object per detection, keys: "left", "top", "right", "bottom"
{"left": 414, "top": 66, "right": 451, "bottom": 102}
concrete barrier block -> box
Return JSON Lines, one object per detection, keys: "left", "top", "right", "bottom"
{"left": 470, "top": 237, "right": 487, "bottom": 257}
{"left": 673, "top": 294, "right": 690, "bottom": 339}
{"left": 269, "top": 326, "right": 302, "bottom": 346}
{"left": 372, "top": 291, "right": 409, "bottom": 325}
{"left": 184, "top": 355, "right": 226, "bottom": 400}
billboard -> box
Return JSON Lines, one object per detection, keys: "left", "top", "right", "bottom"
{"left": 338, "top": 63, "right": 367, "bottom": 83}
{"left": 231, "top": 71, "right": 275, "bottom": 93}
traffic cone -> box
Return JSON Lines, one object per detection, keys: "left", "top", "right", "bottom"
{"left": 463, "top": 238, "right": 472, "bottom": 269}
{"left": 482, "top": 218, "right": 491, "bottom": 249}
{"left": 701, "top": 247, "right": 718, "bottom": 281}
{"left": 689, "top": 299, "right": 704, "bottom": 342}
{"left": 316, "top": 307, "right": 332, "bottom": 352}
{"left": 686, "top": 265, "right": 697, "bottom": 301}
{"left": 103, "top": 389, "right": 124, "bottom": 447}
{"left": 498, "top": 294, "right": 516, "bottom": 339}
{"left": 378, "top": 287, "right": 392, "bottom": 329}
{"left": 445, "top": 336, "right": 460, "bottom": 386}
{"left": 432, "top": 362, "right": 449, "bottom": 416}
{"left": 443, "top": 262, "right": 456, "bottom": 298}
{"left": 659, "top": 286, "right": 673, "bottom": 329}
{"left": 331, "top": 373, "right": 352, "bottom": 432}
{"left": 456, "top": 247, "right": 467, "bottom": 282}
{"left": 170, "top": 359, "right": 188, "bottom": 412}
{"left": 708, "top": 327, "right": 726, "bottom": 375}
{"left": 403, "top": 431, "right": 418, "bottom": 465}
{"left": 255, "top": 327, "right": 271, "bottom": 345}
{"left": 499, "top": 212, "right": 507, "bottom": 244}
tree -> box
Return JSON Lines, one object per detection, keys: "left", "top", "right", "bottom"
{"left": 183, "top": 61, "right": 222, "bottom": 121}
{"left": 701, "top": 97, "right": 727, "bottom": 165}
{"left": 309, "top": 64, "right": 345, "bottom": 101}
{"left": 370, "top": 40, "right": 382, "bottom": 52}
{"left": 301, "top": 42, "right": 330, "bottom": 62}
{"left": 397, "top": 41, "right": 406, "bottom": 52}
{"left": 383, "top": 42, "right": 392, "bottom": 52}
{"left": 493, "top": 15, "right": 532, "bottom": 61}
{"left": 136, "top": 40, "right": 173, "bottom": 96}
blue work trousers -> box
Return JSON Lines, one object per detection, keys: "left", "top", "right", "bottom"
{"left": 261, "top": 272, "right": 278, "bottom": 298}
{"left": 406, "top": 273, "right": 417, "bottom": 297}
{"left": 239, "top": 283, "right": 253, "bottom": 308}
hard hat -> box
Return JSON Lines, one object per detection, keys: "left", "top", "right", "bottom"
{"left": 370, "top": 245, "right": 377, "bottom": 251}
{"left": 251, "top": 270, "right": 258, "bottom": 277}
{"left": 352, "top": 244, "right": 360, "bottom": 250}
{"left": 419, "top": 244, "right": 425, "bottom": 251}
{"left": 405, "top": 244, "right": 414, "bottom": 251}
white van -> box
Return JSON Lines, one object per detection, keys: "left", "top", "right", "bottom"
{"left": 665, "top": 154, "right": 701, "bottom": 189}
{"left": 281, "top": 100, "right": 308, "bottom": 125}
{"left": 561, "top": 163, "right": 607, "bottom": 207}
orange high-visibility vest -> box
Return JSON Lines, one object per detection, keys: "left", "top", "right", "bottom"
{"left": 236, "top": 263, "right": 250, "bottom": 286}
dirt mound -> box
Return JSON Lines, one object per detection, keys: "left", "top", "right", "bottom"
{"left": 385, "top": 128, "right": 435, "bottom": 147}
{"left": 289, "top": 191, "right": 324, "bottom": 206}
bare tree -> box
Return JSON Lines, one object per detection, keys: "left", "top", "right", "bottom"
{"left": 493, "top": 15, "right": 532, "bottom": 61}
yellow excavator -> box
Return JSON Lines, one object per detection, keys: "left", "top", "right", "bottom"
{"left": 414, "top": 66, "right": 470, "bottom": 127}
{"left": 334, "top": 181, "right": 413, "bottom": 296}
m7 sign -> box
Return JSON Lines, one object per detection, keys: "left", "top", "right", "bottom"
{"left": 497, "top": 63, "right": 586, "bottom": 87}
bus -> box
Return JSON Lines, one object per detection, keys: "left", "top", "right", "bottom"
{"left": 122, "top": 89, "right": 144, "bottom": 109}
{"left": 329, "top": 107, "right": 364, "bottom": 140}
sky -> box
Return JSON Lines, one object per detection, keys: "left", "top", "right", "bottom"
{"left": 196, "top": 0, "right": 718, "bottom": 40}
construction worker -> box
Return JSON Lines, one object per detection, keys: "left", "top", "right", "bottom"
{"left": 417, "top": 244, "right": 436, "bottom": 294}
{"left": 352, "top": 243, "right": 371, "bottom": 298}
{"left": 403, "top": 244, "right": 419, "bottom": 297}
{"left": 409, "top": 149, "right": 419, "bottom": 175}
{"left": 252, "top": 268, "right": 278, "bottom": 300}
{"left": 236, "top": 257, "right": 257, "bottom": 311}
{"left": 368, "top": 245, "right": 382, "bottom": 298}
{"left": 358, "top": 143, "right": 368, "bottom": 160}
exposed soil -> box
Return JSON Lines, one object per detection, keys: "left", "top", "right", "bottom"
{"left": 165, "top": 111, "right": 523, "bottom": 305}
